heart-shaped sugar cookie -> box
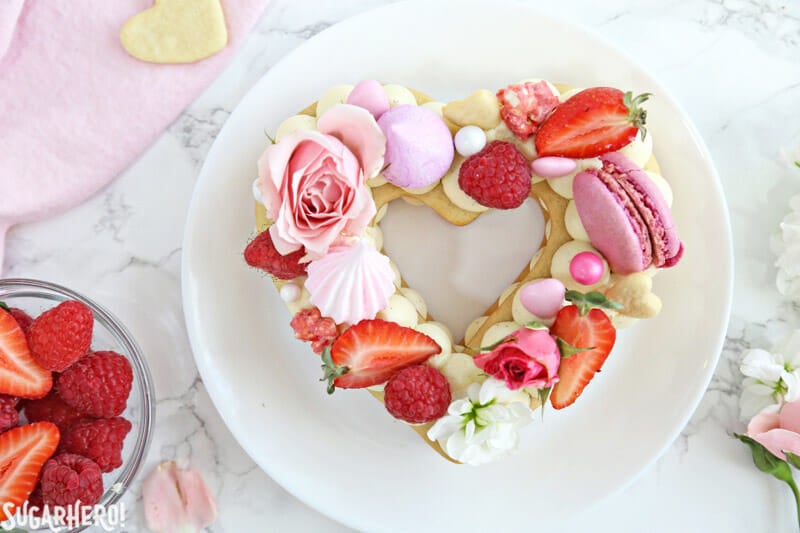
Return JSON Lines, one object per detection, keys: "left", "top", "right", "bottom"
{"left": 246, "top": 80, "right": 683, "bottom": 466}
{"left": 120, "top": 0, "right": 228, "bottom": 64}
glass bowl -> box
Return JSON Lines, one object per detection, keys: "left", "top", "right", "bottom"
{"left": 0, "top": 278, "right": 155, "bottom": 532}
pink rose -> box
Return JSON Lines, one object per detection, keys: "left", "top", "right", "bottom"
{"left": 747, "top": 400, "right": 800, "bottom": 460}
{"left": 473, "top": 327, "right": 560, "bottom": 390}
{"left": 257, "top": 104, "right": 386, "bottom": 259}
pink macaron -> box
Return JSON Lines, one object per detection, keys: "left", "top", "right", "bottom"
{"left": 572, "top": 152, "right": 683, "bottom": 274}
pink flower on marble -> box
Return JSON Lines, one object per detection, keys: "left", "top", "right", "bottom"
{"left": 257, "top": 104, "right": 385, "bottom": 260}
{"left": 473, "top": 327, "right": 560, "bottom": 390}
{"left": 747, "top": 399, "right": 800, "bottom": 460}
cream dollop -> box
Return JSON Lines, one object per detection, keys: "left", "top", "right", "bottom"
{"left": 305, "top": 239, "right": 395, "bottom": 324}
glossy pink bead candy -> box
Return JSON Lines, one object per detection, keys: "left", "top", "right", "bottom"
{"left": 569, "top": 251, "right": 605, "bottom": 285}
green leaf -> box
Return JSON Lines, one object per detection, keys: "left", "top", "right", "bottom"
{"left": 564, "top": 290, "right": 623, "bottom": 315}
{"left": 319, "top": 347, "right": 348, "bottom": 395}
{"left": 787, "top": 451, "right": 800, "bottom": 470}
{"left": 735, "top": 433, "right": 794, "bottom": 483}
{"left": 556, "top": 337, "right": 593, "bottom": 359}
{"left": 475, "top": 335, "right": 518, "bottom": 353}
{"left": 537, "top": 387, "right": 551, "bottom": 421}
{"left": 0, "top": 301, "right": 9, "bottom": 312}
{"left": 795, "top": 161, "right": 800, "bottom": 169}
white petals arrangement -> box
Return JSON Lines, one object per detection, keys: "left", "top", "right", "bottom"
{"left": 739, "top": 333, "right": 800, "bottom": 420}
{"left": 427, "top": 378, "right": 534, "bottom": 466}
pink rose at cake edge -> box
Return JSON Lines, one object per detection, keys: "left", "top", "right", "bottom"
{"left": 257, "top": 104, "right": 385, "bottom": 260}
{"left": 747, "top": 400, "right": 800, "bottom": 461}
{"left": 573, "top": 152, "right": 683, "bottom": 274}
{"left": 304, "top": 239, "right": 396, "bottom": 325}
{"left": 473, "top": 327, "right": 560, "bottom": 391}
{"left": 142, "top": 461, "right": 217, "bottom": 533}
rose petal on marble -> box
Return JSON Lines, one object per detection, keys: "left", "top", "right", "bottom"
{"left": 142, "top": 461, "right": 218, "bottom": 533}
{"left": 747, "top": 411, "right": 780, "bottom": 436}
{"left": 750, "top": 428, "right": 800, "bottom": 461}
{"left": 317, "top": 103, "right": 386, "bottom": 179}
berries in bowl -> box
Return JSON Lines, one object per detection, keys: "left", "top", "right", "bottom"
{"left": 0, "top": 278, "right": 154, "bottom": 531}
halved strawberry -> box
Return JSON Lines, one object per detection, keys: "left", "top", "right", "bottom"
{"left": 322, "top": 319, "right": 441, "bottom": 392}
{"left": 549, "top": 305, "right": 616, "bottom": 409}
{"left": 0, "top": 422, "right": 60, "bottom": 521}
{"left": 535, "top": 87, "right": 650, "bottom": 159}
{"left": 0, "top": 308, "right": 52, "bottom": 399}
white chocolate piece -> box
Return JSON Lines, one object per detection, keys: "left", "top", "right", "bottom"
{"left": 559, "top": 87, "right": 584, "bottom": 102}
{"left": 421, "top": 101, "right": 445, "bottom": 117}
{"left": 545, "top": 158, "right": 603, "bottom": 199}
{"left": 377, "top": 293, "right": 418, "bottom": 328}
{"left": 443, "top": 89, "right": 501, "bottom": 129}
{"left": 550, "top": 241, "right": 610, "bottom": 291}
{"left": 441, "top": 157, "right": 489, "bottom": 213}
{"left": 389, "top": 260, "right": 402, "bottom": 288}
{"left": 279, "top": 283, "right": 301, "bottom": 303}
{"left": 417, "top": 321, "right": 454, "bottom": 366}
{"left": 286, "top": 285, "right": 313, "bottom": 315}
{"left": 499, "top": 282, "right": 520, "bottom": 305}
{"left": 363, "top": 226, "right": 383, "bottom": 251}
{"left": 644, "top": 171, "right": 673, "bottom": 207}
{"left": 465, "top": 316, "right": 487, "bottom": 344}
{"left": 485, "top": 122, "right": 538, "bottom": 161}
{"left": 383, "top": 84, "right": 417, "bottom": 107}
{"left": 565, "top": 200, "right": 591, "bottom": 241}
{"left": 368, "top": 175, "right": 389, "bottom": 188}
{"left": 480, "top": 321, "right": 520, "bottom": 350}
{"left": 400, "top": 287, "right": 428, "bottom": 318}
{"left": 275, "top": 114, "right": 318, "bottom": 142}
{"left": 402, "top": 182, "right": 438, "bottom": 195}
{"left": 618, "top": 130, "right": 653, "bottom": 168}
{"left": 436, "top": 352, "right": 485, "bottom": 398}
{"left": 374, "top": 203, "right": 389, "bottom": 224}
{"left": 606, "top": 272, "right": 663, "bottom": 319}
{"left": 316, "top": 85, "right": 354, "bottom": 117}
{"left": 252, "top": 179, "right": 263, "bottom": 205}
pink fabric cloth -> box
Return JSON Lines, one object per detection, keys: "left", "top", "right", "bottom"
{"left": 0, "top": 0, "right": 271, "bottom": 271}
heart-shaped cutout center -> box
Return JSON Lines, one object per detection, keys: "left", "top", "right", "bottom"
{"left": 381, "top": 198, "right": 545, "bottom": 338}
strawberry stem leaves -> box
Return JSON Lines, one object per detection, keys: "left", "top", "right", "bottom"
{"left": 320, "top": 347, "right": 349, "bottom": 395}
{"left": 0, "top": 302, "right": 8, "bottom": 312}
{"left": 565, "top": 290, "right": 623, "bottom": 316}
{"left": 734, "top": 433, "right": 800, "bottom": 527}
{"left": 623, "top": 91, "right": 651, "bottom": 140}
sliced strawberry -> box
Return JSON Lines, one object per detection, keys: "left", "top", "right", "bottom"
{"left": 535, "top": 87, "right": 650, "bottom": 159}
{"left": 549, "top": 305, "right": 616, "bottom": 409}
{"left": 322, "top": 319, "right": 441, "bottom": 392}
{"left": 0, "top": 422, "right": 60, "bottom": 521}
{"left": 0, "top": 308, "right": 52, "bottom": 399}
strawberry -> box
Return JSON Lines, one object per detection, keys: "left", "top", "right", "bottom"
{"left": 535, "top": 88, "right": 650, "bottom": 159}
{"left": 0, "top": 308, "right": 52, "bottom": 399}
{"left": 549, "top": 292, "right": 618, "bottom": 409}
{"left": 0, "top": 422, "right": 60, "bottom": 521}
{"left": 321, "top": 319, "right": 441, "bottom": 392}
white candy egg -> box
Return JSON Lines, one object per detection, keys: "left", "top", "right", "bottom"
{"left": 454, "top": 125, "right": 487, "bottom": 157}
{"left": 279, "top": 283, "right": 301, "bottom": 303}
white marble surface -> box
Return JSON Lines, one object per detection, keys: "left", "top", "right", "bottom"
{"left": 4, "top": 0, "right": 800, "bottom": 531}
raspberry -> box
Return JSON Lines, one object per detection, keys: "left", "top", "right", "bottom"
{"left": 497, "top": 81, "right": 559, "bottom": 140}
{"left": 290, "top": 307, "right": 338, "bottom": 354}
{"left": 8, "top": 308, "right": 34, "bottom": 335}
{"left": 458, "top": 141, "right": 532, "bottom": 209}
{"left": 244, "top": 229, "right": 307, "bottom": 280}
{"left": 0, "top": 395, "right": 19, "bottom": 433}
{"left": 57, "top": 351, "right": 133, "bottom": 418}
{"left": 40, "top": 453, "right": 103, "bottom": 508}
{"left": 383, "top": 365, "right": 451, "bottom": 424}
{"left": 60, "top": 417, "right": 131, "bottom": 472}
{"left": 26, "top": 485, "right": 45, "bottom": 517}
{"left": 23, "top": 391, "right": 83, "bottom": 432}
{"left": 28, "top": 300, "right": 93, "bottom": 372}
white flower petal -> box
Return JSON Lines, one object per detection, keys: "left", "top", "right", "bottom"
{"left": 740, "top": 349, "right": 784, "bottom": 383}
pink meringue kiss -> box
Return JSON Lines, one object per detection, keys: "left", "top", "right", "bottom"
{"left": 519, "top": 278, "right": 566, "bottom": 319}
{"left": 142, "top": 461, "right": 217, "bottom": 533}
{"left": 531, "top": 156, "right": 577, "bottom": 178}
{"left": 346, "top": 80, "right": 391, "bottom": 120}
{"left": 569, "top": 251, "right": 605, "bottom": 285}
{"left": 377, "top": 105, "right": 454, "bottom": 189}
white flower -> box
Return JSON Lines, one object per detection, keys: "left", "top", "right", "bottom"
{"left": 427, "top": 378, "right": 534, "bottom": 465}
{"left": 739, "top": 336, "right": 800, "bottom": 419}
{"left": 772, "top": 193, "right": 800, "bottom": 302}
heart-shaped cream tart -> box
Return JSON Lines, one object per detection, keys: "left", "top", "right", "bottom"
{"left": 120, "top": 0, "right": 228, "bottom": 64}
{"left": 246, "top": 80, "right": 682, "bottom": 466}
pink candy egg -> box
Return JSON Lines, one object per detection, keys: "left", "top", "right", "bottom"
{"left": 346, "top": 80, "right": 391, "bottom": 119}
{"left": 519, "top": 278, "right": 566, "bottom": 319}
{"left": 531, "top": 156, "right": 577, "bottom": 178}
{"left": 569, "top": 251, "right": 605, "bottom": 285}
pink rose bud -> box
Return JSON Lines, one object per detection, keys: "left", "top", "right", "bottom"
{"left": 474, "top": 327, "right": 560, "bottom": 390}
